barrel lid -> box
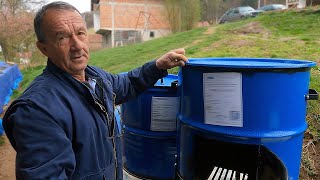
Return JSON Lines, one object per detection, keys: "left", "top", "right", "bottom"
{"left": 186, "top": 58, "right": 316, "bottom": 69}
{"left": 154, "top": 74, "right": 178, "bottom": 87}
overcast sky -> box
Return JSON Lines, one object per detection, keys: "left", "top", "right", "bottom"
{"left": 45, "top": 0, "right": 91, "bottom": 13}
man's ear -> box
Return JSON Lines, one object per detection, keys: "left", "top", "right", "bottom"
{"left": 36, "top": 41, "right": 49, "bottom": 57}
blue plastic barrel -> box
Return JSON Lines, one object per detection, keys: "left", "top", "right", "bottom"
{"left": 123, "top": 125, "right": 177, "bottom": 180}
{"left": 121, "top": 74, "right": 179, "bottom": 131}
{"left": 177, "top": 58, "right": 316, "bottom": 180}
{"left": 121, "top": 74, "right": 179, "bottom": 179}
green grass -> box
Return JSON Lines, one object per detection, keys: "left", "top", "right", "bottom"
{"left": 0, "top": 136, "right": 4, "bottom": 146}
{"left": 258, "top": 9, "right": 320, "bottom": 37}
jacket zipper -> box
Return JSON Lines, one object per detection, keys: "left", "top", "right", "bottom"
{"left": 94, "top": 99, "right": 118, "bottom": 179}
{"left": 82, "top": 81, "right": 119, "bottom": 179}
{"left": 112, "top": 93, "right": 118, "bottom": 180}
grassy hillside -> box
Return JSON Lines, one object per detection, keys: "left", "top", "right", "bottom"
{"left": 10, "top": 7, "right": 320, "bottom": 179}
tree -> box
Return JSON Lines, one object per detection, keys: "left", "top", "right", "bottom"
{"left": 200, "top": 0, "right": 225, "bottom": 24}
{"left": 164, "top": 0, "right": 201, "bottom": 33}
{"left": 181, "top": 0, "right": 201, "bottom": 31}
{"left": 164, "top": 0, "right": 181, "bottom": 32}
{"left": 0, "top": 0, "right": 43, "bottom": 63}
{"left": 200, "top": 0, "right": 243, "bottom": 24}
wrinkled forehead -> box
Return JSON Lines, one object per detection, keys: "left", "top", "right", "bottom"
{"left": 42, "top": 9, "right": 85, "bottom": 31}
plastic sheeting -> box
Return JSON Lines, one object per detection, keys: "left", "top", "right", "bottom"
{"left": 0, "top": 118, "right": 3, "bottom": 135}
{"left": 0, "top": 61, "right": 23, "bottom": 115}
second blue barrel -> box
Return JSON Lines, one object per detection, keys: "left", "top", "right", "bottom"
{"left": 123, "top": 126, "right": 177, "bottom": 179}
{"left": 177, "top": 58, "right": 316, "bottom": 180}
{"left": 122, "top": 74, "right": 179, "bottom": 131}
{"left": 122, "top": 74, "right": 179, "bottom": 179}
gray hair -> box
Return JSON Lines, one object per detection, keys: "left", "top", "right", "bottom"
{"left": 34, "top": 1, "right": 81, "bottom": 42}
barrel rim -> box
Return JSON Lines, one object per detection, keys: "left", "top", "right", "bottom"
{"left": 185, "top": 57, "right": 316, "bottom": 69}
{"left": 178, "top": 115, "right": 307, "bottom": 139}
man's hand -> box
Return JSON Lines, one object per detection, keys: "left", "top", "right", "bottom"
{"left": 156, "top": 48, "right": 188, "bottom": 70}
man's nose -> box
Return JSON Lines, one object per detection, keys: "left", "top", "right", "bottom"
{"left": 70, "top": 34, "right": 84, "bottom": 51}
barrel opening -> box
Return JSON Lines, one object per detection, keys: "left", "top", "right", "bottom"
{"left": 192, "top": 135, "right": 258, "bottom": 179}
{"left": 208, "top": 167, "right": 248, "bottom": 180}
{"left": 178, "top": 134, "right": 288, "bottom": 180}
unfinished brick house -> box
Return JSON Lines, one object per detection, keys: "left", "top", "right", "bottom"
{"left": 91, "top": 0, "right": 171, "bottom": 48}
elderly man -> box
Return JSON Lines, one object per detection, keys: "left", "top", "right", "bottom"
{"left": 2, "top": 1, "right": 187, "bottom": 179}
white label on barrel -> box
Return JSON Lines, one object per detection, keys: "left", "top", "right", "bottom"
{"left": 151, "top": 97, "right": 180, "bottom": 131}
{"left": 203, "top": 72, "right": 243, "bottom": 127}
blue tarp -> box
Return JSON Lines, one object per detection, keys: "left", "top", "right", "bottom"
{"left": 0, "top": 118, "right": 3, "bottom": 135}
{"left": 0, "top": 61, "right": 23, "bottom": 115}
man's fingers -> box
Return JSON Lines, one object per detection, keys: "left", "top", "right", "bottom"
{"left": 156, "top": 48, "right": 188, "bottom": 69}
{"left": 168, "top": 57, "right": 186, "bottom": 67}
{"left": 177, "top": 60, "right": 186, "bottom": 67}
{"left": 175, "top": 53, "right": 188, "bottom": 63}
{"left": 168, "top": 53, "right": 188, "bottom": 62}
{"left": 167, "top": 52, "right": 188, "bottom": 63}
{"left": 172, "top": 48, "right": 185, "bottom": 55}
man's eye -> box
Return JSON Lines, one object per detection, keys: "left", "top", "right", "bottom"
{"left": 78, "top": 31, "right": 86, "bottom": 36}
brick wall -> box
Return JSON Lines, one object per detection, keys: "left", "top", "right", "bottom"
{"left": 97, "top": 0, "right": 170, "bottom": 30}
{"left": 88, "top": 34, "right": 104, "bottom": 50}
{"left": 92, "top": 0, "right": 171, "bottom": 48}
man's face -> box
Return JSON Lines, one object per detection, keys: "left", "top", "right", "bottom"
{"left": 37, "top": 9, "right": 89, "bottom": 79}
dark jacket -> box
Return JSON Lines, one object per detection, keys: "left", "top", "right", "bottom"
{"left": 3, "top": 60, "right": 167, "bottom": 180}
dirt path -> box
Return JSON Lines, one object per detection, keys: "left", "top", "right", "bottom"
{"left": 0, "top": 135, "right": 16, "bottom": 180}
